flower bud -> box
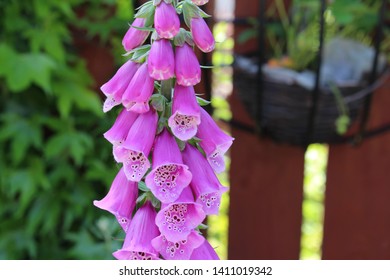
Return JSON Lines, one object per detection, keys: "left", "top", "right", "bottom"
{"left": 122, "top": 63, "right": 155, "bottom": 114}
{"left": 191, "top": 17, "right": 215, "bottom": 53}
{"left": 100, "top": 60, "right": 139, "bottom": 112}
{"left": 175, "top": 43, "right": 201, "bottom": 86}
{"left": 122, "top": 18, "right": 150, "bottom": 52}
{"left": 154, "top": 1, "right": 180, "bottom": 39}
{"left": 148, "top": 39, "right": 175, "bottom": 80}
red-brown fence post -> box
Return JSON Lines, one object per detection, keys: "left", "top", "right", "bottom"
{"left": 323, "top": 78, "right": 390, "bottom": 259}
{"left": 228, "top": 0, "right": 304, "bottom": 260}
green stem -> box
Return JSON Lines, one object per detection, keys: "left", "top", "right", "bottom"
{"left": 160, "top": 79, "right": 173, "bottom": 101}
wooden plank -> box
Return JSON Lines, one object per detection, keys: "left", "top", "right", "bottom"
{"left": 323, "top": 78, "right": 390, "bottom": 259}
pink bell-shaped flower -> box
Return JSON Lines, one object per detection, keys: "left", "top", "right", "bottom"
{"left": 192, "top": 0, "right": 209, "bottom": 5}
{"left": 168, "top": 85, "right": 201, "bottom": 141}
{"left": 152, "top": 230, "right": 204, "bottom": 260}
{"left": 114, "top": 109, "right": 158, "bottom": 182}
{"left": 122, "top": 63, "right": 155, "bottom": 114}
{"left": 113, "top": 202, "right": 160, "bottom": 260}
{"left": 155, "top": 187, "right": 206, "bottom": 242}
{"left": 122, "top": 18, "right": 150, "bottom": 52}
{"left": 93, "top": 168, "right": 138, "bottom": 232}
{"left": 154, "top": 1, "right": 180, "bottom": 39}
{"left": 148, "top": 39, "right": 175, "bottom": 80}
{"left": 197, "top": 107, "right": 234, "bottom": 173}
{"left": 190, "top": 240, "right": 220, "bottom": 260}
{"left": 175, "top": 43, "right": 201, "bottom": 86}
{"left": 191, "top": 17, "right": 215, "bottom": 53}
{"left": 145, "top": 129, "right": 192, "bottom": 203}
{"left": 100, "top": 60, "right": 139, "bottom": 113}
{"left": 103, "top": 109, "right": 139, "bottom": 146}
{"left": 182, "top": 144, "right": 228, "bottom": 215}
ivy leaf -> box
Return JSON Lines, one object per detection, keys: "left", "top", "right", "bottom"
{"left": 53, "top": 81, "right": 103, "bottom": 118}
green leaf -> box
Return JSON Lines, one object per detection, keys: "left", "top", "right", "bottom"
{"left": 335, "top": 115, "right": 350, "bottom": 135}
{"left": 3, "top": 52, "right": 56, "bottom": 93}
{"left": 53, "top": 81, "right": 103, "bottom": 118}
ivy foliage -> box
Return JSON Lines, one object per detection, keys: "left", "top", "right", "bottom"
{"left": 0, "top": 0, "right": 133, "bottom": 259}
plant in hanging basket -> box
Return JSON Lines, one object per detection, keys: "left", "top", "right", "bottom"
{"left": 234, "top": 0, "right": 389, "bottom": 145}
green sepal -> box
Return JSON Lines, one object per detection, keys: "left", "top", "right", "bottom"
{"left": 150, "top": 195, "right": 161, "bottom": 209}
{"left": 196, "top": 96, "right": 211, "bottom": 106}
{"left": 150, "top": 94, "right": 167, "bottom": 112}
{"left": 175, "top": 137, "right": 186, "bottom": 151}
{"left": 129, "top": 44, "right": 151, "bottom": 63}
{"left": 197, "top": 223, "right": 209, "bottom": 230}
{"left": 138, "top": 181, "right": 150, "bottom": 192}
{"left": 157, "top": 117, "right": 167, "bottom": 135}
{"left": 188, "top": 136, "right": 202, "bottom": 146}
{"left": 135, "top": 1, "right": 156, "bottom": 19}
{"left": 130, "top": 25, "right": 155, "bottom": 32}
{"left": 182, "top": 0, "right": 198, "bottom": 28}
{"left": 136, "top": 192, "right": 148, "bottom": 207}
{"left": 153, "top": 0, "right": 162, "bottom": 6}
{"left": 173, "top": 28, "right": 194, "bottom": 47}
{"left": 200, "top": 65, "right": 214, "bottom": 69}
{"left": 182, "top": 0, "right": 211, "bottom": 28}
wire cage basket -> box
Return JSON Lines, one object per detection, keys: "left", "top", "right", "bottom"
{"left": 233, "top": 0, "right": 388, "bottom": 146}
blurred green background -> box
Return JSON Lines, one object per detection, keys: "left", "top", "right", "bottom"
{"left": 0, "top": 0, "right": 135, "bottom": 259}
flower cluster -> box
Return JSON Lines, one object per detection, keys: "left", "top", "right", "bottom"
{"left": 94, "top": 0, "right": 233, "bottom": 260}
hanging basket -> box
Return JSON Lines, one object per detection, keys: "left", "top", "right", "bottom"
{"left": 233, "top": 55, "right": 387, "bottom": 146}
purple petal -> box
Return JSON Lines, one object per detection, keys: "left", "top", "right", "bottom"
{"left": 145, "top": 129, "right": 192, "bottom": 203}
{"left": 100, "top": 60, "right": 139, "bottom": 112}
{"left": 152, "top": 231, "right": 204, "bottom": 260}
{"left": 119, "top": 110, "right": 158, "bottom": 181}
{"left": 168, "top": 85, "right": 201, "bottom": 141}
{"left": 113, "top": 202, "right": 160, "bottom": 260}
{"left": 155, "top": 189, "right": 206, "bottom": 242}
{"left": 148, "top": 39, "right": 175, "bottom": 80}
{"left": 175, "top": 44, "right": 201, "bottom": 86}
{"left": 197, "top": 107, "right": 234, "bottom": 173}
{"left": 182, "top": 144, "right": 228, "bottom": 215}
{"left": 190, "top": 240, "right": 220, "bottom": 260}
{"left": 122, "top": 18, "right": 150, "bottom": 52}
{"left": 154, "top": 2, "right": 180, "bottom": 39}
{"left": 93, "top": 168, "right": 138, "bottom": 232}
{"left": 122, "top": 63, "right": 155, "bottom": 114}
{"left": 103, "top": 109, "right": 139, "bottom": 146}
